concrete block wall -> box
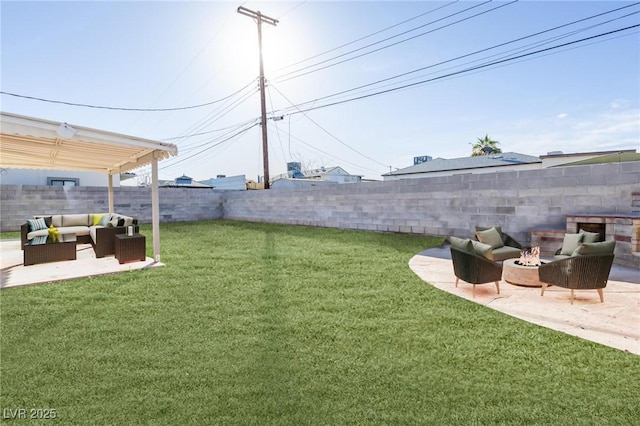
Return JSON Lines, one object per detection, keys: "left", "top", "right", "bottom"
{"left": 2, "top": 162, "right": 638, "bottom": 268}
{"left": 0, "top": 185, "right": 223, "bottom": 232}
{"left": 223, "top": 162, "right": 640, "bottom": 247}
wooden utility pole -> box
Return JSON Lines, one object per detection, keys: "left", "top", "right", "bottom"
{"left": 237, "top": 6, "right": 278, "bottom": 189}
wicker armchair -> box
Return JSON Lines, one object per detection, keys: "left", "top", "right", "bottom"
{"left": 538, "top": 253, "right": 615, "bottom": 304}
{"left": 450, "top": 245, "right": 502, "bottom": 297}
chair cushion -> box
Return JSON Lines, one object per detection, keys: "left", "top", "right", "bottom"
{"left": 573, "top": 240, "right": 616, "bottom": 256}
{"left": 450, "top": 236, "right": 473, "bottom": 252}
{"left": 476, "top": 227, "right": 504, "bottom": 249}
{"left": 491, "top": 246, "right": 522, "bottom": 261}
{"left": 471, "top": 240, "right": 493, "bottom": 260}
{"left": 579, "top": 229, "right": 600, "bottom": 243}
{"left": 560, "top": 233, "right": 583, "bottom": 255}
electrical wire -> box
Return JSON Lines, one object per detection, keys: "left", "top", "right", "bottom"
{"left": 0, "top": 79, "right": 257, "bottom": 112}
{"left": 272, "top": 6, "right": 640, "bottom": 115}
{"left": 277, "top": 24, "right": 639, "bottom": 117}
{"left": 274, "top": 0, "right": 460, "bottom": 73}
{"left": 270, "top": 84, "right": 388, "bottom": 168}
{"left": 272, "top": 0, "right": 513, "bottom": 83}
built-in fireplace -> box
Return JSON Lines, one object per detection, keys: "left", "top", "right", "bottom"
{"left": 577, "top": 222, "right": 606, "bottom": 242}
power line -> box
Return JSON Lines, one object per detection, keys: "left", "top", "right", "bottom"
{"left": 272, "top": 0, "right": 514, "bottom": 83}
{"left": 273, "top": 5, "right": 640, "bottom": 115}
{"left": 270, "top": 84, "right": 388, "bottom": 168}
{"left": 274, "top": 0, "right": 460, "bottom": 73}
{"left": 279, "top": 24, "right": 639, "bottom": 117}
{"left": 0, "top": 79, "right": 257, "bottom": 112}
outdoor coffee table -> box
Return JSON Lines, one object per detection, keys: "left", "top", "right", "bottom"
{"left": 502, "top": 258, "right": 545, "bottom": 287}
{"left": 23, "top": 234, "right": 77, "bottom": 266}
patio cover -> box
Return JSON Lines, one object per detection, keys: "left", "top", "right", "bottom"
{"left": 0, "top": 111, "right": 178, "bottom": 261}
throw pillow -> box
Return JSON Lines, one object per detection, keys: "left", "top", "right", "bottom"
{"left": 476, "top": 227, "right": 504, "bottom": 249}
{"left": 450, "top": 236, "right": 473, "bottom": 252}
{"left": 92, "top": 214, "right": 105, "bottom": 226}
{"left": 573, "top": 240, "right": 616, "bottom": 256}
{"left": 98, "top": 214, "right": 112, "bottom": 227}
{"left": 35, "top": 216, "right": 52, "bottom": 227}
{"left": 117, "top": 218, "right": 125, "bottom": 227}
{"left": 579, "top": 229, "right": 600, "bottom": 243}
{"left": 471, "top": 240, "right": 494, "bottom": 260}
{"left": 27, "top": 217, "right": 48, "bottom": 232}
{"left": 560, "top": 233, "right": 583, "bottom": 256}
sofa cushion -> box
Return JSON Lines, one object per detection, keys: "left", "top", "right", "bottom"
{"left": 58, "top": 226, "right": 90, "bottom": 237}
{"left": 471, "top": 240, "right": 493, "bottom": 260}
{"left": 51, "top": 215, "right": 63, "bottom": 227}
{"left": 560, "top": 233, "right": 583, "bottom": 256}
{"left": 450, "top": 236, "right": 473, "bottom": 252}
{"left": 27, "top": 217, "right": 48, "bottom": 232}
{"left": 579, "top": 229, "right": 600, "bottom": 243}
{"left": 27, "top": 228, "right": 50, "bottom": 240}
{"left": 573, "top": 240, "right": 616, "bottom": 256}
{"left": 476, "top": 227, "right": 504, "bottom": 249}
{"left": 62, "top": 214, "right": 90, "bottom": 227}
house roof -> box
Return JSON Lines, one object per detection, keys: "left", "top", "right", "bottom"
{"left": 385, "top": 152, "right": 541, "bottom": 176}
{"left": 0, "top": 112, "right": 177, "bottom": 174}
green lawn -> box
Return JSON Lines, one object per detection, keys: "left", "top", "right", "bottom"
{"left": 1, "top": 220, "right": 638, "bottom": 424}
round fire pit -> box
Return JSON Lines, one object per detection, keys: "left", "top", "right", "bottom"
{"left": 503, "top": 259, "right": 544, "bottom": 287}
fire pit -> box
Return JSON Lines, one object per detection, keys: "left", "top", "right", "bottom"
{"left": 503, "top": 247, "right": 545, "bottom": 287}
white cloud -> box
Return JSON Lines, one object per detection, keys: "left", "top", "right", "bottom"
{"left": 557, "top": 113, "right": 568, "bottom": 119}
{"left": 503, "top": 107, "right": 640, "bottom": 156}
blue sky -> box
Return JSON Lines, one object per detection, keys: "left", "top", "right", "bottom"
{"left": 2, "top": 0, "right": 639, "bottom": 182}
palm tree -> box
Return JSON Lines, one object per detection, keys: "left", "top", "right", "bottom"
{"left": 471, "top": 134, "right": 502, "bottom": 156}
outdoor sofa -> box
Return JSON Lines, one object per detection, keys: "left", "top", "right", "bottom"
{"left": 21, "top": 213, "right": 137, "bottom": 258}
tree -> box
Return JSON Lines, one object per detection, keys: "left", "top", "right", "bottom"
{"left": 471, "top": 134, "right": 502, "bottom": 156}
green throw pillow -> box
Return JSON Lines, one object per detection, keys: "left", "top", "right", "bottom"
{"left": 471, "top": 240, "right": 494, "bottom": 260}
{"left": 579, "top": 229, "right": 600, "bottom": 243}
{"left": 560, "top": 233, "right": 583, "bottom": 256}
{"left": 450, "top": 236, "right": 473, "bottom": 252}
{"left": 573, "top": 240, "right": 616, "bottom": 256}
{"left": 476, "top": 227, "right": 504, "bottom": 249}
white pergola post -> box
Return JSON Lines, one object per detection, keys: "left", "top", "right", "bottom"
{"left": 151, "top": 156, "right": 161, "bottom": 262}
{"left": 107, "top": 174, "right": 114, "bottom": 213}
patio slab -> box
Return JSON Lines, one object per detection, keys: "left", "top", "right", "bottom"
{"left": 409, "top": 244, "right": 640, "bottom": 355}
{"left": 1, "top": 240, "right": 163, "bottom": 289}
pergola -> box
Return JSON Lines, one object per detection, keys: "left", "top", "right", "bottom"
{"left": 0, "top": 112, "right": 178, "bottom": 261}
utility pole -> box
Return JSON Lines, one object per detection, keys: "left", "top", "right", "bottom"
{"left": 237, "top": 6, "right": 278, "bottom": 189}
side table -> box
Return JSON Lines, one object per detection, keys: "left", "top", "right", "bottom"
{"left": 114, "top": 234, "right": 146, "bottom": 264}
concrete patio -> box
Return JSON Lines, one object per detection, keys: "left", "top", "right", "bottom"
{"left": 410, "top": 244, "right": 640, "bottom": 355}
{"left": 0, "top": 239, "right": 162, "bottom": 289}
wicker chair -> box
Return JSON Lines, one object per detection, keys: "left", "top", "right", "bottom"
{"left": 450, "top": 245, "right": 502, "bottom": 297}
{"left": 538, "top": 254, "right": 615, "bottom": 304}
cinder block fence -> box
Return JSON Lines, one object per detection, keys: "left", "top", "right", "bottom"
{"left": 2, "top": 162, "right": 639, "bottom": 267}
